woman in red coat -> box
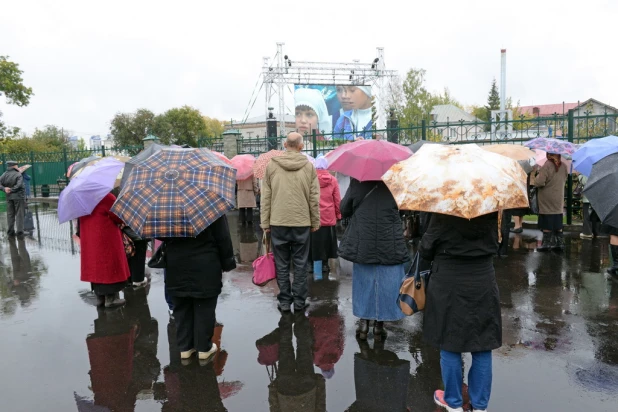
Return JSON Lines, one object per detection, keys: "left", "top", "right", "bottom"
{"left": 79, "top": 193, "right": 130, "bottom": 308}
{"left": 310, "top": 156, "right": 341, "bottom": 278}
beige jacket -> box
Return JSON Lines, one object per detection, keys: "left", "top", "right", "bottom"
{"left": 237, "top": 177, "right": 259, "bottom": 208}
{"left": 260, "top": 151, "right": 320, "bottom": 229}
{"left": 532, "top": 162, "right": 568, "bottom": 215}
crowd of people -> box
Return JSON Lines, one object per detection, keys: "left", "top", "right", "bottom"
{"left": 4, "top": 131, "right": 618, "bottom": 412}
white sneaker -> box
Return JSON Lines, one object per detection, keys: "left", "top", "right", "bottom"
{"left": 180, "top": 348, "right": 196, "bottom": 359}
{"left": 132, "top": 279, "right": 148, "bottom": 288}
{"left": 198, "top": 343, "right": 218, "bottom": 361}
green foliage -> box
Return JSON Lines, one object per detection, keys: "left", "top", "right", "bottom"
{"left": 109, "top": 108, "right": 156, "bottom": 147}
{"left": 31, "top": 125, "right": 71, "bottom": 150}
{"left": 0, "top": 125, "right": 71, "bottom": 153}
{"left": 153, "top": 106, "right": 207, "bottom": 146}
{"left": 0, "top": 56, "right": 33, "bottom": 107}
{"left": 203, "top": 116, "right": 225, "bottom": 137}
{"left": 486, "top": 78, "right": 500, "bottom": 112}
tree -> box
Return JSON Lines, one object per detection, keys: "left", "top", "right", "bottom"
{"left": 0, "top": 56, "right": 33, "bottom": 139}
{"left": 31, "top": 125, "right": 71, "bottom": 150}
{"left": 486, "top": 78, "right": 501, "bottom": 118}
{"left": 109, "top": 108, "right": 156, "bottom": 147}
{"left": 469, "top": 104, "right": 489, "bottom": 122}
{"left": 153, "top": 106, "right": 207, "bottom": 146}
{"left": 203, "top": 116, "right": 225, "bottom": 137}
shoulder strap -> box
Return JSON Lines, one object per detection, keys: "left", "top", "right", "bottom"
{"left": 355, "top": 185, "right": 378, "bottom": 211}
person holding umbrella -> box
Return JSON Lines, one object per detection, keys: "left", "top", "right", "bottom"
{"left": 112, "top": 148, "right": 237, "bottom": 362}
{"left": 0, "top": 160, "right": 26, "bottom": 237}
{"left": 383, "top": 144, "right": 530, "bottom": 412}
{"left": 531, "top": 153, "right": 569, "bottom": 251}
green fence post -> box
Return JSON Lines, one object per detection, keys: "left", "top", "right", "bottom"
{"left": 421, "top": 119, "right": 427, "bottom": 141}
{"left": 62, "top": 148, "right": 69, "bottom": 182}
{"left": 566, "top": 109, "right": 574, "bottom": 225}
{"left": 1, "top": 153, "right": 6, "bottom": 172}
{"left": 312, "top": 129, "right": 318, "bottom": 158}
{"left": 101, "top": 146, "right": 106, "bottom": 157}
{"left": 30, "top": 151, "right": 37, "bottom": 197}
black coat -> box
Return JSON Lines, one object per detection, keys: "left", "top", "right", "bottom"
{"left": 165, "top": 216, "right": 236, "bottom": 299}
{"left": 420, "top": 213, "right": 502, "bottom": 353}
{"left": 338, "top": 179, "right": 408, "bottom": 265}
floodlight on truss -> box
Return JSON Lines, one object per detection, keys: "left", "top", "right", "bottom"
{"left": 261, "top": 43, "right": 398, "bottom": 135}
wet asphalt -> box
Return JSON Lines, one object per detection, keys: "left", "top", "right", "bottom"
{"left": 0, "top": 206, "right": 617, "bottom": 411}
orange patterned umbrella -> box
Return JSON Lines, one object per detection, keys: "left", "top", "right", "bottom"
{"left": 253, "top": 150, "right": 284, "bottom": 179}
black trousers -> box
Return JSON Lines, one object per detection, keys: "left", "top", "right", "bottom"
{"left": 128, "top": 240, "right": 149, "bottom": 283}
{"left": 6, "top": 199, "right": 24, "bottom": 235}
{"left": 239, "top": 208, "right": 253, "bottom": 223}
{"left": 276, "top": 313, "right": 316, "bottom": 395}
{"left": 172, "top": 296, "right": 218, "bottom": 352}
{"left": 271, "top": 226, "right": 310, "bottom": 307}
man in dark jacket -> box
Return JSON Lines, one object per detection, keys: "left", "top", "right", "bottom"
{"left": 0, "top": 161, "right": 26, "bottom": 236}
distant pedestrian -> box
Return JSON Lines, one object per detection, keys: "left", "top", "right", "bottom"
{"left": 261, "top": 132, "right": 320, "bottom": 313}
{"left": 237, "top": 176, "right": 259, "bottom": 225}
{"left": 607, "top": 227, "right": 618, "bottom": 280}
{"left": 79, "top": 193, "right": 130, "bottom": 308}
{"left": 421, "top": 213, "right": 502, "bottom": 412}
{"left": 532, "top": 153, "right": 568, "bottom": 251}
{"left": 311, "top": 155, "right": 341, "bottom": 279}
{"left": 165, "top": 215, "right": 236, "bottom": 362}
{"left": 0, "top": 161, "right": 26, "bottom": 237}
{"left": 338, "top": 178, "right": 408, "bottom": 341}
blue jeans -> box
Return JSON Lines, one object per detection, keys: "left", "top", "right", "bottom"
{"left": 440, "top": 350, "right": 492, "bottom": 410}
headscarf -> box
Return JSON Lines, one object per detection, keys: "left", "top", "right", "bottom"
{"left": 546, "top": 153, "right": 562, "bottom": 172}
{"left": 315, "top": 155, "right": 328, "bottom": 170}
{"left": 356, "top": 85, "right": 372, "bottom": 98}
{"left": 294, "top": 88, "right": 332, "bottom": 134}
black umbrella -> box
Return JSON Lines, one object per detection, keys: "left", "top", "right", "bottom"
{"left": 408, "top": 140, "right": 442, "bottom": 153}
{"left": 583, "top": 152, "right": 618, "bottom": 227}
{"left": 119, "top": 143, "right": 168, "bottom": 189}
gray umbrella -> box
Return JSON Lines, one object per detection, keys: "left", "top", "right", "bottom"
{"left": 119, "top": 143, "right": 168, "bottom": 189}
{"left": 408, "top": 140, "right": 442, "bottom": 153}
{"left": 582, "top": 152, "right": 618, "bottom": 227}
{"left": 68, "top": 155, "right": 100, "bottom": 178}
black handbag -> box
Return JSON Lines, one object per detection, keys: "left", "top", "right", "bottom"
{"left": 529, "top": 187, "right": 539, "bottom": 215}
{"left": 148, "top": 242, "right": 167, "bottom": 268}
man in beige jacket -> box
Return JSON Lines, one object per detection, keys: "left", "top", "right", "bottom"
{"left": 261, "top": 132, "right": 320, "bottom": 312}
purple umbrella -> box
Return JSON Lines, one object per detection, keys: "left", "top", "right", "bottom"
{"left": 524, "top": 137, "right": 579, "bottom": 157}
{"left": 58, "top": 158, "right": 124, "bottom": 224}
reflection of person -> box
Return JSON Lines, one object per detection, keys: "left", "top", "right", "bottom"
{"left": 238, "top": 176, "right": 259, "bottom": 225}
{"left": 346, "top": 340, "right": 410, "bottom": 411}
{"left": 420, "top": 213, "right": 502, "bottom": 412}
{"left": 165, "top": 215, "right": 236, "bottom": 361}
{"left": 339, "top": 179, "right": 408, "bottom": 340}
{"left": 295, "top": 88, "right": 332, "bottom": 136}
{"left": 260, "top": 133, "right": 320, "bottom": 312}
{"left": 0, "top": 160, "right": 26, "bottom": 237}
{"left": 334, "top": 86, "right": 373, "bottom": 141}
{"left": 268, "top": 313, "right": 326, "bottom": 412}
{"left": 79, "top": 193, "right": 130, "bottom": 308}
{"left": 311, "top": 156, "right": 341, "bottom": 279}
{"left": 239, "top": 225, "right": 259, "bottom": 263}
{"left": 532, "top": 153, "right": 568, "bottom": 251}
{"left": 8, "top": 237, "right": 33, "bottom": 306}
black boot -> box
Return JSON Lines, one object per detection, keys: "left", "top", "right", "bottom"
{"left": 552, "top": 231, "right": 565, "bottom": 251}
{"left": 374, "top": 321, "right": 387, "bottom": 341}
{"left": 607, "top": 245, "right": 618, "bottom": 278}
{"left": 537, "top": 232, "right": 552, "bottom": 252}
{"left": 356, "top": 319, "right": 369, "bottom": 340}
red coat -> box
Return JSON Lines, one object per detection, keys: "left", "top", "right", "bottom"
{"left": 79, "top": 193, "right": 130, "bottom": 284}
{"left": 309, "top": 313, "right": 345, "bottom": 371}
{"left": 317, "top": 170, "right": 341, "bottom": 227}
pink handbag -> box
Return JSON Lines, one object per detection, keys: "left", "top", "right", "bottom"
{"left": 252, "top": 233, "right": 276, "bottom": 286}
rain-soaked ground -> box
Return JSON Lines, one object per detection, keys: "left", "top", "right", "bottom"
{"left": 1, "top": 204, "right": 618, "bottom": 411}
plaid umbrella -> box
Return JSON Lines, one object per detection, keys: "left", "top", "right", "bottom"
{"left": 253, "top": 150, "right": 284, "bottom": 179}
{"left": 111, "top": 148, "right": 236, "bottom": 238}
{"left": 119, "top": 143, "right": 169, "bottom": 189}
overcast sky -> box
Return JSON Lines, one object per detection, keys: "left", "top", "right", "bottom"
{"left": 1, "top": 0, "right": 616, "bottom": 139}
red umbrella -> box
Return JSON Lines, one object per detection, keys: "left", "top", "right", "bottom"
{"left": 253, "top": 150, "right": 285, "bottom": 179}
{"left": 231, "top": 154, "right": 256, "bottom": 180}
{"left": 327, "top": 140, "right": 412, "bottom": 181}
{"left": 213, "top": 151, "right": 233, "bottom": 165}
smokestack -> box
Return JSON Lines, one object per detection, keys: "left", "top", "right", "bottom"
{"left": 500, "top": 49, "right": 506, "bottom": 112}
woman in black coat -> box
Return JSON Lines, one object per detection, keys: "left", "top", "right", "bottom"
{"left": 419, "top": 213, "right": 501, "bottom": 412}
{"left": 339, "top": 179, "right": 409, "bottom": 341}
{"left": 165, "top": 215, "right": 236, "bottom": 362}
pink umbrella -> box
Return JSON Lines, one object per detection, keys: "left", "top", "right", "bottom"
{"left": 327, "top": 140, "right": 412, "bottom": 181}
{"left": 213, "top": 151, "right": 233, "bottom": 165}
{"left": 231, "top": 154, "right": 256, "bottom": 180}
{"left": 534, "top": 149, "right": 572, "bottom": 172}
